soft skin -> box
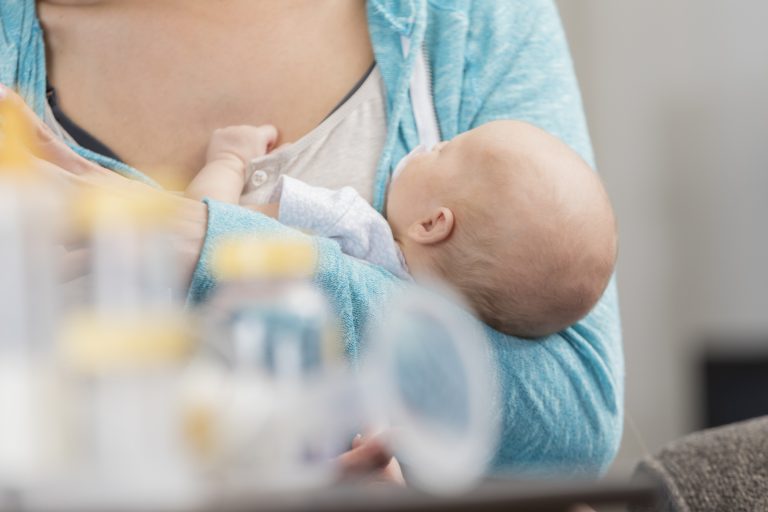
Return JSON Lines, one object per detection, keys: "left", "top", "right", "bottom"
{"left": 1, "top": 0, "right": 623, "bottom": 474}
{"left": 387, "top": 120, "right": 617, "bottom": 338}
{"left": 185, "top": 125, "right": 278, "bottom": 203}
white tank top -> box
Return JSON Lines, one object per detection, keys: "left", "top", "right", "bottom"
{"left": 240, "top": 65, "right": 387, "bottom": 205}
{"left": 45, "top": 65, "right": 388, "bottom": 206}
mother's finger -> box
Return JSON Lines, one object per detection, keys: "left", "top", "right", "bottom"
{"left": 31, "top": 153, "right": 145, "bottom": 197}
{"left": 0, "top": 83, "right": 94, "bottom": 175}
{"left": 336, "top": 433, "right": 394, "bottom": 474}
{"left": 30, "top": 154, "right": 96, "bottom": 192}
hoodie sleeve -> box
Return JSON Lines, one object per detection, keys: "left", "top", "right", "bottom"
{"left": 187, "top": 198, "right": 405, "bottom": 364}
{"left": 452, "top": 0, "right": 624, "bottom": 475}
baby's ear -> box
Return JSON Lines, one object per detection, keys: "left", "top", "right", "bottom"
{"left": 407, "top": 207, "right": 455, "bottom": 245}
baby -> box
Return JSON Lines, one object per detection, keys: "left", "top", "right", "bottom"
{"left": 186, "top": 121, "right": 617, "bottom": 339}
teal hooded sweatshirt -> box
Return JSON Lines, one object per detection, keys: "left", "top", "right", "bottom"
{"left": 0, "top": 0, "right": 623, "bottom": 475}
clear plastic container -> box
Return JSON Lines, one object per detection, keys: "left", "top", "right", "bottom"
{"left": 194, "top": 236, "right": 345, "bottom": 492}
{"left": 0, "top": 98, "right": 64, "bottom": 487}
{"left": 55, "top": 190, "right": 197, "bottom": 508}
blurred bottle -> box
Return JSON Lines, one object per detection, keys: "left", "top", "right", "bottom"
{"left": 57, "top": 191, "right": 197, "bottom": 508}
{"left": 183, "top": 235, "right": 344, "bottom": 492}
{"left": 0, "top": 97, "right": 64, "bottom": 487}
{"left": 1, "top": 91, "right": 498, "bottom": 501}
{"left": 207, "top": 236, "right": 338, "bottom": 378}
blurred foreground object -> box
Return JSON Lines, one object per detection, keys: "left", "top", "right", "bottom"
{"left": 0, "top": 95, "right": 63, "bottom": 486}
{"left": 212, "top": 479, "right": 658, "bottom": 512}
{"left": 57, "top": 190, "right": 195, "bottom": 507}
{"left": 630, "top": 416, "right": 768, "bottom": 512}
{"left": 188, "top": 236, "right": 345, "bottom": 491}
{"left": 1, "top": 98, "right": 501, "bottom": 505}
{"left": 1, "top": 94, "right": 197, "bottom": 506}
{"left": 361, "top": 285, "right": 498, "bottom": 493}
{"left": 194, "top": 238, "right": 499, "bottom": 494}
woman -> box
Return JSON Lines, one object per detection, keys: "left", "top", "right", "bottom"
{"left": 0, "top": 0, "right": 623, "bottom": 476}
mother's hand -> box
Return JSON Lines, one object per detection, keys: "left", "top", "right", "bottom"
{"left": 0, "top": 85, "right": 208, "bottom": 290}
{"left": 337, "top": 432, "right": 405, "bottom": 486}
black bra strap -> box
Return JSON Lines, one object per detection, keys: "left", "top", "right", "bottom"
{"left": 46, "top": 61, "right": 377, "bottom": 165}
{"left": 46, "top": 82, "right": 124, "bottom": 163}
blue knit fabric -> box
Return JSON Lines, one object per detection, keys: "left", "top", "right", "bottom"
{"left": 1, "top": 0, "right": 623, "bottom": 475}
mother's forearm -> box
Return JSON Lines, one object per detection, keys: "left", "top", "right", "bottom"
{"left": 190, "top": 200, "right": 622, "bottom": 474}
{"left": 186, "top": 199, "right": 288, "bottom": 304}
{"left": 312, "top": 234, "right": 622, "bottom": 474}
{"left": 487, "top": 280, "right": 623, "bottom": 475}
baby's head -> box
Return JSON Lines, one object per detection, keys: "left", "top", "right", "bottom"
{"left": 386, "top": 120, "right": 617, "bottom": 338}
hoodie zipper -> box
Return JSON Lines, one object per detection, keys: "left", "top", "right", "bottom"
{"left": 400, "top": 36, "right": 441, "bottom": 148}
{"left": 419, "top": 45, "right": 441, "bottom": 147}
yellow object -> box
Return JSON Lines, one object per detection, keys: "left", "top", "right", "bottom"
{"left": 0, "top": 93, "right": 36, "bottom": 173}
{"left": 212, "top": 236, "right": 317, "bottom": 280}
{"left": 72, "top": 188, "right": 177, "bottom": 230}
{"left": 61, "top": 311, "right": 192, "bottom": 374}
{"left": 183, "top": 403, "right": 216, "bottom": 463}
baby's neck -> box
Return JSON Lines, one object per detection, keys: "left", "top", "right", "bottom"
{"left": 396, "top": 238, "right": 435, "bottom": 278}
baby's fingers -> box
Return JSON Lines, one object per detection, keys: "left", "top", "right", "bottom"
{"left": 257, "top": 124, "right": 278, "bottom": 151}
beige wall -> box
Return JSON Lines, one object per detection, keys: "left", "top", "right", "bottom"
{"left": 556, "top": 0, "right": 768, "bottom": 475}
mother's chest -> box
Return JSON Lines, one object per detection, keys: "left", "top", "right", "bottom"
{"left": 39, "top": 3, "right": 374, "bottom": 187}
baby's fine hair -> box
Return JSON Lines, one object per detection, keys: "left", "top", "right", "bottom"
{"left": 430, "top": 121, "right": 617, "bottom": 339}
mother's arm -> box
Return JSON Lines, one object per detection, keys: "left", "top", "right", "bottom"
{"left": 190, "top": 200, "right": 621, "bottom": 476}
{"left": 191, "top": 0, "right": 622, "bottom": 475}
{"left": 2, "top": 0, "right": 619, "bottom": 474}
{"left": 460, "top": 0, "right": 623, "bottom": 473}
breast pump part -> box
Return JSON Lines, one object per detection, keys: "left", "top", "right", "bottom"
{"left": 360, "top": 284, "right": 499, "bottom": 493}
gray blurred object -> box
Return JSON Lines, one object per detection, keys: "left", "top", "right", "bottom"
{"left": 630, "top": 416, "right": 768, "bottom": 512}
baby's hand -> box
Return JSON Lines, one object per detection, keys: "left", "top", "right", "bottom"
{"left": 206, "top": 124, "right": 278, "bottom": 168}
{"left": 186, "top": 124, "right": 278, "bottom": 203}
